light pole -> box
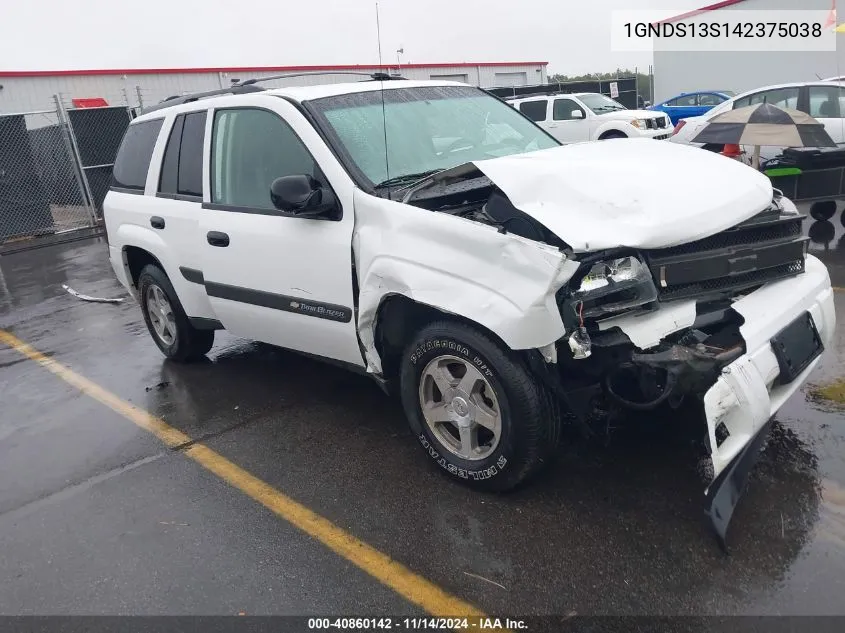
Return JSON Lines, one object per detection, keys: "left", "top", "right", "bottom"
{"left": 396, "top": 47, "right": 404, "bottom": 73}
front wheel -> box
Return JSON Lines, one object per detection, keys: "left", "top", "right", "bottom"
{"left": 399, "top": 321, "right": 561, "bottom": 491}
{"left": 138, "top": 264, "right": 214, "bottom": 362}
{"left": 599, "top": 130, "right": 627, "bottom": 140}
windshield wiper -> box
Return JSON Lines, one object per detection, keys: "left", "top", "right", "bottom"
{"left": 374, "top": 169, "right": 443, "bottom": 189}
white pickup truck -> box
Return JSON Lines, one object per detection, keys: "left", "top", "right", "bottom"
{"left": 507, "top": 92, "right": 672, "bottom": 143}
{"left": 105, "top": 78, "right": 834, "bottom": 547}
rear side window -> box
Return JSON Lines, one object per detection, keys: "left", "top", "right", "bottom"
{"left": 112, "top": 119, "right": 163, "bottom": 191}
{"left": 178, "top": 112, "right": 207, "bottom": 197}
{"left": 158, "top": 116, "right": 184, "bottom": 195}
{"left": 519, "top": 100, "right": 548, "bottom": 122}
{"left": 733, "top": 87, "right": 799, "bottom": 110}
{"left": 667, "top": 95, "right": 697, "bottom": 107}
{"left": 157, "top": 111, "right": 207, "bottom": 198}
{"left": 698, "top": 93, "right": 724, "bottom": 106}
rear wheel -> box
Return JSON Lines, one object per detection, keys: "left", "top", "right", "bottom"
{"left": 138, "top": 264, "right": 214, "bottom": 362}
{"left": 400, "top": 321, "right": 561, "bottom": 491}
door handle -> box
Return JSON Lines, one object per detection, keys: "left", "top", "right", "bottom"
{"left": 207, "top": 231, "right": 230, "bottom": 247}
{"left": 150, "top": 216, "right": 165, "bottom": 229}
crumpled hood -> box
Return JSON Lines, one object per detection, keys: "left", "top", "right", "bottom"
{"left": 468, "top": 139, "right": 774, "bottom": 251}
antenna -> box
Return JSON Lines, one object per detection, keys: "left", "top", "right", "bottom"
{"left": 376, "top": 2, "right": 391, "bottom": 195}
{"left": 376, "top": 2, "right": 384, "bottom": 66}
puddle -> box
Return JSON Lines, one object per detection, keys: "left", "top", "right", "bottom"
{"left": 809, "top": 378, "right": 845, "bottom": 407}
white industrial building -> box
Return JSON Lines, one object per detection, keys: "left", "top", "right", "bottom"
{"left": 654, "top": 0, "right": 843, "bottom": 102}
{"left": 0, "top": 62, "right": 548, "bottom": 114}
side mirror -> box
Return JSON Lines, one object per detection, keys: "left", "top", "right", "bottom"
{"left": 571, "top": 109, "right": 584, "bottom": 119}
{"left": 270, "top": 174, "right": 339, "bottom": 220}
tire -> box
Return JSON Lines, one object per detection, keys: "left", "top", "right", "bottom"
{"left": 599, "top": 131, "right": 627, "bottom": 140}
{"left": 810, "top": 200, "right": 837, "bottom": 222}
{"left": 399, "top": 321, "right": 561, "bottom": 491}
{"left": 138, "top": 264, "right": 214, "bottom": 362}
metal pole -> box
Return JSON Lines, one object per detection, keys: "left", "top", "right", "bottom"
{"left": 54, "top": 94, "right": 96, "bottom": 226}
{"left": 649, "top": 65, "right": 655, "bottom": 104}
{"left": 122, "top": 86, "right": 129, "bottom": 107}
{"left": 135, "top": 85, "right": 144, "bottom": 109}
{"left": 56, "top": 94, "right": 97, "bottom": 224}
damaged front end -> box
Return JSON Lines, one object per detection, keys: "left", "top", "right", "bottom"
{"left": 376, "top": 144, "right": 832, "bottom": 550}
{"left": 550, "top": 199, "right": 827, "bottom": 550}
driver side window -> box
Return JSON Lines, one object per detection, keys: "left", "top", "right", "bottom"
{"left": 552, "top": 98, "right": 582, "bottom": 120}
{"left": 211, "top": 108, "right": 316, "bottom": 211}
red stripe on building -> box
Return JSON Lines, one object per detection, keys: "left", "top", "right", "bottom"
{"left": 0, "top": 62, "right": 548, "bottom": 78}
{"left": 659, "top": 0, "right": 749, "bottom": 24}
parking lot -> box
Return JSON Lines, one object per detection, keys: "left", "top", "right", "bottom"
{"left": 1, "top": 203, "right": 844, "bottom": 621}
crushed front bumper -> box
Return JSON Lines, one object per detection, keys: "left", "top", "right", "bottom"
{"left": 703, "top": 255, "right": 834, "bottom": 479}
{"left": 553, "top": 254, "right": 835, "bottom": 549}
{"left": 702, "top": 255, "right": 834, "bottom": 546}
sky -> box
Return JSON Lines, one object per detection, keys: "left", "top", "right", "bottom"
{"left": 1, "top": 0, "right": 706, "bottom": 76}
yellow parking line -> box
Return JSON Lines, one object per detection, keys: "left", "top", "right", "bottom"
{"left": 0, "top": 329, "right": 488, "bottom": 621}
{"left": 834, "top": 287, "right": 845, "bottom": 293}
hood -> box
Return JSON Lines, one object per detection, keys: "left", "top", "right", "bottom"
{"left": 597, "top": 109, "right": 665, "bottom": 121}
{"left": 410, "top": 139, "right": 773, "bottom": 252}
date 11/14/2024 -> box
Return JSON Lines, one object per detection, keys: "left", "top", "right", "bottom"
{"left": 307, "top": 617, "right": 528, "bottom": 630}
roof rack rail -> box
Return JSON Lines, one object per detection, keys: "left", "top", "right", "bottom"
{"left": 140, "top": 71, "right": 405, "bottom": 114}
{"left": 141, "top": 84, "right": 264, "bottom": 114}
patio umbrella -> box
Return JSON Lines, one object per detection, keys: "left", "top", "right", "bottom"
{"left": 690, "top": 103, "right": 836, "bottom": 169}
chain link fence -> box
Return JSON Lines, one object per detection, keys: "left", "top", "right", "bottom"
{"left": 0, "top": 96, "right": 133, "bottom": 252}
{"left": 488, "top": 76, "right": 643, "bottom": 110}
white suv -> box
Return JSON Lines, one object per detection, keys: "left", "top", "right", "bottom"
{"left": 105, "top": 78, "right": 834, "bottom": 544}
{"left": 671, "top": 81, "right": 845, "bottom": 161}
{"left": 508, "top": 92, "right": 672, "bottom": 143}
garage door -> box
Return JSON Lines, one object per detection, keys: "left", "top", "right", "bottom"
{"left": 430, "top": 73, "right": 469, "bottom": 83}
{"left": 493, "top": 72, "right": 528, "bottom": 87}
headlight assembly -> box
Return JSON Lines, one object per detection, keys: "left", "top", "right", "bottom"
{"left": 630, "top": 119, "right": 648, "bottom": 129}
{"left": 572, "top": 256, "right": 658, "bottom": 319}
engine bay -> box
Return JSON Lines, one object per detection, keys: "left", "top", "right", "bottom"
{"left": 402, "top": 173, "right": 569, "bottom": 249}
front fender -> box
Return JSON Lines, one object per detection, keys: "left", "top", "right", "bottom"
{"left": 593, "top": 120, "right": 632, "bottom": 139}
{"left": 352, "top": 189, "right": 577, "bottom": 374}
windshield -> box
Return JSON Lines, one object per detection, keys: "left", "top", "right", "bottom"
{"left": 578, "top": 93, "right": 627, "bottom": 114}
{"left": 307, "top": 85, "right": 559, "bottom": 187}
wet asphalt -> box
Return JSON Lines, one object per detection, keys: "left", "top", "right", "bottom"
{"left": 0, "top": 201, "right": 844, "bottom": 618}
